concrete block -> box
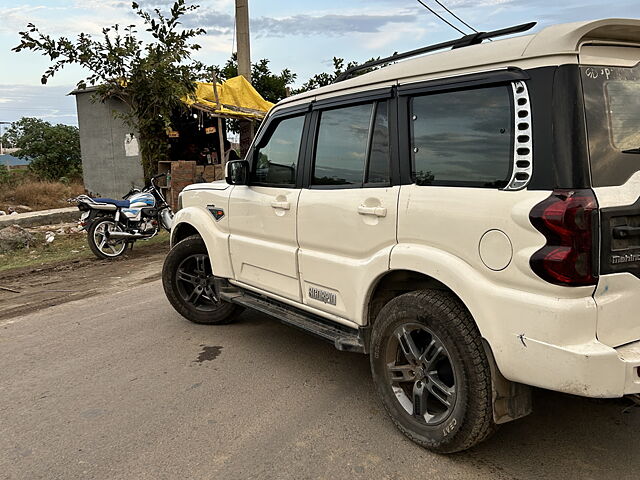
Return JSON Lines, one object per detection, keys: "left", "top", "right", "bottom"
{"left": 0, "top": 207, "right": 80, "bottom": 229}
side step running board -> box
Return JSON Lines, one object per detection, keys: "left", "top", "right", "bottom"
{"left": 218, "top": 285, "right": 368, "bottom": 353}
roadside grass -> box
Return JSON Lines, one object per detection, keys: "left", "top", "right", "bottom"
{"left": 0, "top": 230, "right": 169, "bottom": 273}
{"left": 0, "top": 179, "right": 85, "bottom": 212}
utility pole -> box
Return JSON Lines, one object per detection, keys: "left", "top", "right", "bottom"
{"left": 235, "top": 0, "right": 254, "bottom": 155}
{"left": 235, "top": 0, "right": 251, "bottom": 84}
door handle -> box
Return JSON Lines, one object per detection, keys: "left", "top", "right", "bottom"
{"left": 271, "top": 201, "right": 290, "bottom": 210}
{"left": 613, "top": 225, "right": 640, "bottom": 239}
{"left": 357, "top": 205, "right": 387, "bottom": 217}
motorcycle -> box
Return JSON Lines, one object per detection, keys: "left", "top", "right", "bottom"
{"left": 73, "top": 173, "right": 173, "bottom": 259}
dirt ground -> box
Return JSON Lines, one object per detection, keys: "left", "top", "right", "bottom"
{"left": 0, "top": 243, "right": 169, "bottom": 321}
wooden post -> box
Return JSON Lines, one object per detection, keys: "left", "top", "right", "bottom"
{"left": 211, "top": 73, "right": 226, "bottom": 169}
{"left": 235, "top": 0, "right": 254, "bottom": 156}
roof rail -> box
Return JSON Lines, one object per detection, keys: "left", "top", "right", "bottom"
{"left": 334, "top": 22, "right": 537, "bottom": 83}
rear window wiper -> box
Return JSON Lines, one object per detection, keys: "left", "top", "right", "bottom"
{"left": 621, "top": 147, "right": 640, "bottom": 154}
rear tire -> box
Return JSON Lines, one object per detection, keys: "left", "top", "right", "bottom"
{"left": 162, "top": 235, "right": 242, "bottom": 325}
{"left": 369, "top": 289, "right": 496, "bottom": 453}
{"left": 87, "top": 217, "right": 128, "bottom": 260}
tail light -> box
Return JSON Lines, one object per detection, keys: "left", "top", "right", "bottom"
{"left": 529, "top": 189, "right": 599, "bottom": 286}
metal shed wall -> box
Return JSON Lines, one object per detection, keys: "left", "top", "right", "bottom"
{"left": 74, "top": 91, "right": 144, "bottom": 198}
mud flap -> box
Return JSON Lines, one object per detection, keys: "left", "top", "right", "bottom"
{"left": 482, "top": 339, "right": 533, "bottom": 424}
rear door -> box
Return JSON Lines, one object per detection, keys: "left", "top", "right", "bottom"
{"left": 581, "top": 49, "right": 640, "bottom": 347}
{"left": 297, "top": 96, "right": 399, "bottom": 322}
{"left": 228, "top": 109, "right": 309, "bottom": 302}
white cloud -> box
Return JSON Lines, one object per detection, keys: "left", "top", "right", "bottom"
{"left": 0, "top": 84, "right": 78, "bottom": 125}
{"left": 359, "top": 20, "right": 433, "bottom": 50}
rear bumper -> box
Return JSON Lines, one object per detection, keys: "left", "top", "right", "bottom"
{"left": 594, "top": 273, "right": 640, "bottom": 347}
{"left": 474, "top": 281, "right": 640, "bottom": 398}
{"left": 498, "top": 335, "right": 640, "bottom": 398}
{"left": 617, "top": 341, "right": 640, "bottom": 395}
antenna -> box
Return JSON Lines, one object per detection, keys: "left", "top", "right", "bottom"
{"left": 334, "top": 22, "right": 537, "bottom": 83}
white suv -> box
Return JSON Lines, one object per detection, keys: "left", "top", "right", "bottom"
{"left": 162, "top": 19, "right": 640, "bottom": 452}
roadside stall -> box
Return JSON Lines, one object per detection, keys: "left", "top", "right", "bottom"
{"left": 158, "top": 75, "right": 273, "bottom": 209}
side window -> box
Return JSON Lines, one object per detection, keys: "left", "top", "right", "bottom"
{"left": 312, "top": 101, "right": 390, "bottom": 187}
{"left": 410, "top": 86, "right": 512, "bottom": 188}
{"left": 251, "top": 115, "right": 305, "bottom": 186}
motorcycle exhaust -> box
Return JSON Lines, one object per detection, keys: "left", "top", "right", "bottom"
{"left": 107, "top": 231, "right": 149, "bottom": 240}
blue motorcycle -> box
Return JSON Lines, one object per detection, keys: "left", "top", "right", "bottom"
{"left": 74, "top": 173, "right": 173, "bottom": 259}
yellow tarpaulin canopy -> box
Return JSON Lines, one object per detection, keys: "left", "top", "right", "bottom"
{"left": 184, "top": 75, "right": 274, "bottom": 119}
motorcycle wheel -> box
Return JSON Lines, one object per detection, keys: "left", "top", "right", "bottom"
{"left": 88, "top": 218, "right": 128, "bottom": 259}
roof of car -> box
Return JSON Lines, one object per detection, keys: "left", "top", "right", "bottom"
{"left": 279, "top": 18, "right": 640, "bottom": 107}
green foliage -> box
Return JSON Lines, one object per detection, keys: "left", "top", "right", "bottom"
{"left": 293, "top": 56, "right": 384, "bottom": 94}
{"left": 2, "top": 117, "right": 81, "bottom": 181}
{"left": 13, "top": 0, "right": 206, "bottom": 179}
{"left": 203, "top": 53, "right": 297, "bottom": 104}
{"left": 0, "top": 168, "right": 30, "bottom": 187}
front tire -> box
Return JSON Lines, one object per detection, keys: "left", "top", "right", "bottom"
{"left": 162, "top": 235, "right": 242, "bottom": 324}
{"left": 370, "top": 289, "right": 496, "bottom": 453}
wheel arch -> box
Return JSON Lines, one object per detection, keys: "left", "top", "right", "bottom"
{"left": 365, "top": 269, "right": 465, "bottom": 328}
{"left": 171, "top": 222, "right": 201, "bottom": 246}
{"left": 169, "top": 207, "right": 234, "bottom": 278}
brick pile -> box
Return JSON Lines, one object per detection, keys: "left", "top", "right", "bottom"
{"left": 169, "top": 161, "right": 196, "bottom": 210}
{"left": 167, "top": 162, "right": 225, "bottom": 210}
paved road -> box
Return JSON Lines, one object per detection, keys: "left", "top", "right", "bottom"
{"left": 2, "top": 281, "right": 639, "bottom": 480}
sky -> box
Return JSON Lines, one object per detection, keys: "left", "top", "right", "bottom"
{"left": 0, "top": 0, "right": 638, "bottom": 127}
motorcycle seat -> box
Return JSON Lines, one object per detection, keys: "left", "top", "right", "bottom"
{"left": 91, "top": 198, "right": 130, "bottom": 208}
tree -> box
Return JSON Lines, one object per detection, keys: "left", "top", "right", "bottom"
{"left": 13, "top": 1, "right": 206, "bottom": 179}
{"left": 293, "top": 56, "right": 385, "bottom": 94}
{"left": 2, "top": 117, "right": 81, "bottom": 180}
{"left": 203, "top": 53, "right": 297, "bottom": 104}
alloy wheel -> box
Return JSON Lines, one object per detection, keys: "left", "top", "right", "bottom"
{"left": 93, "top": 220, "right": 127, "bottom": 257}
{"left": 175, "top": 254, "right": 219, "bottom": 311}
{"left": 385, "top": 323, "right": 457, "bottom": 425}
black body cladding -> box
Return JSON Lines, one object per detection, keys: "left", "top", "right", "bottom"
{"left": 600, "top": 197, "right": 640, "bottom": 279}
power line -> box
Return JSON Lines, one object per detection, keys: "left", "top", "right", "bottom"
{"left": 433, "top": 0, "right": 478, "bottom": 33}
{"left": 416, "top": 0, "right": 467, "bottom": 36}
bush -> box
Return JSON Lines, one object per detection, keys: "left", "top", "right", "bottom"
{"left": 0, "top": 179, "right": 85, "bottom": 210}
{"left": 0, "top": 168, "right": 30, "bottom": 187}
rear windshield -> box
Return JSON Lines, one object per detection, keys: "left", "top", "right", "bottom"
{"left": 581, "top": 62, "right": 640, "bottom": 187}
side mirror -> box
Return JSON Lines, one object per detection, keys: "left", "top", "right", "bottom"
{"left": 225, "top": 159, "right": 249, "bottom": 185}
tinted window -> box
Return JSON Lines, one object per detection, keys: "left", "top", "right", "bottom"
{"left": 582, "top": 63, "right": 640, "bottom": 187}
{"left": 411, "top": 86, "right": 512, "bottom": 187}
{"left": 367, "top": 102, "right": 390, "bottom": 184}
{"left": 606, "top": 81, "right": 640, "bottom": 151}
{"left": 313, "top": 103, "right": 373, "bottom": 185}
{"left": 252, "top": 115, "right": 304, "bottom": 186}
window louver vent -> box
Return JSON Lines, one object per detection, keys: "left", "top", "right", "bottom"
{"left": 504, "top": 81, "right": 533, "bottom": 191}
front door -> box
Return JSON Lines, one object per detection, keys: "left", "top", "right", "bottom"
{"left": 228, "top": 113, "right": 307, "bottom": 302}
{"left": 297, "top": 99, "right": 399, "bottom": 322}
